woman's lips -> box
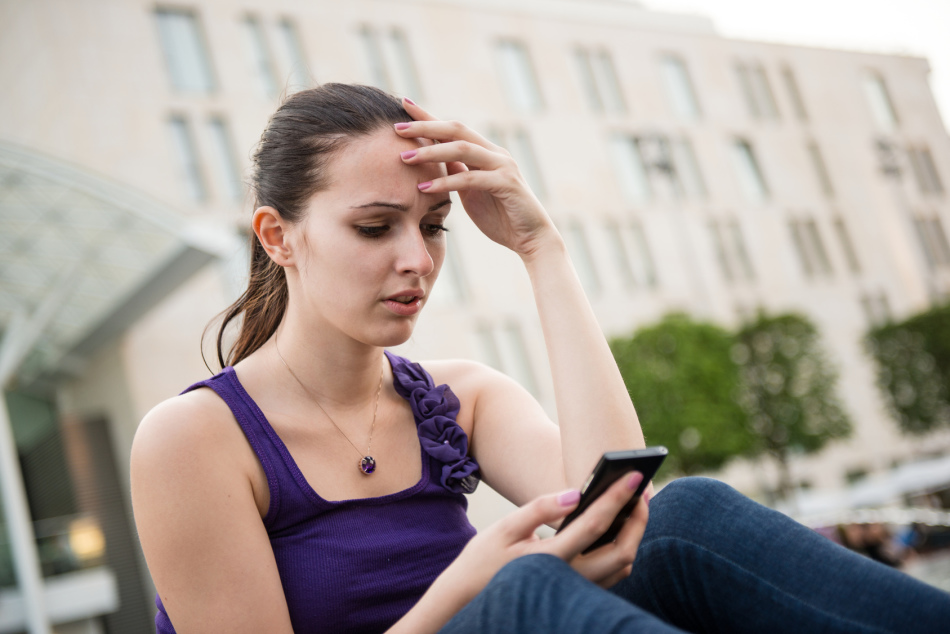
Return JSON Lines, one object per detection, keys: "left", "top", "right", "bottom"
{"left": 383, "top": 296, "right": 423, "bottom": 316}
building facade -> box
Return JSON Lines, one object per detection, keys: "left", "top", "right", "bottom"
{"left": 1, "top": 0, "right": 948, "bottom": 630}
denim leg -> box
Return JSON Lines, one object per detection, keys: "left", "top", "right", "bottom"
{"left": 440, "top": 553, "right": 688, "bottom": 634}
{"left": 611, "top": 477, "right": 950, "bottom": 634}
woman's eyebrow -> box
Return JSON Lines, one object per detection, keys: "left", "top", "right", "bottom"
{"left": 351, "top": 199, "right": 452, "bottom": 213}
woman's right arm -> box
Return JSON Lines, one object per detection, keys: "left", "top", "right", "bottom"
{"left": 130, "top": 392, "right": 294, "bottom": 633}
{"left": 387, "top": 472, "right": 650, "bottom": 634}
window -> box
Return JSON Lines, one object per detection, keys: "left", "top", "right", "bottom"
{"left": 907, "top": 146, "right": 944, "bottom": 195}
{"left": 832, "top": 217, "right": 861, "bottom": 275}
{"left": 862, "top": 72, "right": 898, "bottom": 131}
{"left": 709, "top": 219, "right": 755, "bottom": 283}
{"left": 358, "top": 26, "right": 423, "bottom": 98}
{"left": 670, "top": 138, "right": 706, "bottom": 199}
{"left": 508, "top": 129, "right": 546, "bottom": 199}
{"left": 789, "top": 217, "right": 833, "bottom": 279}
{"left": 564, "top": 221, "right": 601, "bottom": 294}
{"left": 606, "top": 219, "right": 657, "bottom": 289}
{"left": 736, "top": 63, "right": 779, "bottom": 119}
{"left": 912, "top": 214, "right": 950, "bottom": 270}
{"left": 206, "top": 117, "right": 243, "bottom": 201}
{"left": 730, "top": 140, "right": 769, "bottom": 203}
{"left": 167, "top": 115, "right": 206, "bottom": 202}
{"left": 155, "top": 8, "right": 216, "bottom": 94}
{"left": 474, "top": 322, "right": 538, "bottom": 395}
{"left": 241, "top": 16, "right": 278, "bottom": 98}
{"left": 609, "top": 135, "right": 651, "bottom": 204}
{"left": 276, "top": 19, "right": 312, "bottom": 93}
{"left": 495, "top": 40, "right": 544, "bottom": 112}
{"left": 659, "top": 56, "right": 700, "bottom": 119}
{"left": 807, "top": 142, "right": 834, "bottom": 197}
{"left": 572, "top": 48, "right": 625, "bottom": 114}
{"left": 781, "top": 66, "right": 808, "bottom": 121}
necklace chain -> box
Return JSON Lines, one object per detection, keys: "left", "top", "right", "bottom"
{"left": 274, "top": 337, "right": 384, "bottom": 475}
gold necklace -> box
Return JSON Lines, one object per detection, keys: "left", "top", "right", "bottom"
{"left": 274, "top": 337, "right": 384, "bottom": 475}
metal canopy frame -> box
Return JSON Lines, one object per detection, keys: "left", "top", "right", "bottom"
{"left": 0, "top": 141, "right": 229, "bottom": 632}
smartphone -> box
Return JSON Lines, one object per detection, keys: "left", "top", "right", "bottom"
{"left": 555, "top": 446, "right": 668, "bottom": 554}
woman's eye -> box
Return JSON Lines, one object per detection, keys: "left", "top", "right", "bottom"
{"left": 357, "top": 225, "right": 389, "bottom": 239}
{"left": 423, "top": 224, "right": 449, "bottom": 237}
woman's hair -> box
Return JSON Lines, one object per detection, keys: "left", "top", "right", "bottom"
{"left": 209, "top": 83, "right": 410, "bottom": 369}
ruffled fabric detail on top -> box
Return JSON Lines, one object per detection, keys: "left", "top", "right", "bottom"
{"left": 386, "top": 351, "right": 480, "bottom": 494}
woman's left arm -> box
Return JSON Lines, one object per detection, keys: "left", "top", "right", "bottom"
{"left": 396, "top": 100, "right": 644, "bottom": 493}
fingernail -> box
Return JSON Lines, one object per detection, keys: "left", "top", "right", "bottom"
{"left": 417, "top": 181, "right": 432, "bottom": 191}
{"left": 644, "top": 490, "right": 651, "bottom": 507}
{"left": 404, "top": 97, "right": 417, "bottom": 106}
{"left": 395, "top": 122, "right": 412, "bottom": 131}
{"left": 627, "top": 472, "right": 644, "bottom": 491}
{"left": 557, "top": 489, "right": 580, "bottom": 506}
{"left": 400, "top": 149, "right": 418, "bottom": 160}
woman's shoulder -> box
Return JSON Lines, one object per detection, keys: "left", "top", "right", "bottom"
{"left": 415, "top": 357, "right": 518, "bottom": 399}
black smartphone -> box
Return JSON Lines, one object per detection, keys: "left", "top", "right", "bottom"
{"left": 555, "top": 446, "right": 668, "bottom": 554}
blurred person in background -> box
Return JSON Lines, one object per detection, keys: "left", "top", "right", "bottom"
{"left": 130, "top": 84, "right": 950, "bottom": 634}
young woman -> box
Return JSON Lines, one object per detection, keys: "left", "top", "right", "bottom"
{"left": 131, "top": 84, "right": 949, "bottom": 634}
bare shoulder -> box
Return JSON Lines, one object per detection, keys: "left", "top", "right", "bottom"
{"left": 419, "top": 358, "right": 518, "bottom": 400}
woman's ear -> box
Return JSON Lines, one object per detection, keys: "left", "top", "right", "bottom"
{"left": 253, "top": 206, "right": 294, "bottom": 267}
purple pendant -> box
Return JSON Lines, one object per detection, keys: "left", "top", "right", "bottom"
{"left": 360, "top": 456, "right": 376, "bottom": 475}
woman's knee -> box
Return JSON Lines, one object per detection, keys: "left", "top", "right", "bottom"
{"left": 645, "top": 477, "right": 745, "bottom": 540}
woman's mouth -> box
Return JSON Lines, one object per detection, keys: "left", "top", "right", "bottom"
{"left": 383, "top": 292, "right": 423, "bottom": 316}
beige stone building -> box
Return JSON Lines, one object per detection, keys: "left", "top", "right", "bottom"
{"left": 1, "top": 0, "right": 948, "bottom": 630}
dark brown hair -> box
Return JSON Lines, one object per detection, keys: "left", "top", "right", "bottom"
{"left": 209, "top": 84, "right": 409, "bottom": 369}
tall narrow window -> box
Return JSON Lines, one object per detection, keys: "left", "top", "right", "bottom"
{"left": 564, "top": 221, "right": 601, "bottom": 294}
{"left": 168, "top": 115, "right": 206, "bottom": 202}
{"left": 609, "top": 135, "right": 651, "bottom": 204}
{"left": 495, "top": 40, "right": 544, "bottom": 112}
{"left": 671, "top": 138, "right": 706, "bottom": 199}
{"left": 807, "top": 142, "right": 834, "bottom": 197}
{"left": 860, "top": 291, "right": 891, "bottom": 327}
{"left": 155, "top": 8, "right": 216, "bottom": 94}
{"left": 833, "top": 217, "right": 861, "bottom": 275}
{"left": 206, "top": 117, "right": 243, "bottom": 202}
{"left": 382, "top": 29, "right": 423, "bottom": 99}
{"left": 862, "top": 71, "right": 899, "bottom": 131}
{"left": 907, "top": 146, "right": 944, "bottom": 195}
{"left": 429, "top": 230, "right": 467, "bottom": 306}
{"left": 499, "top": 323, "right": 539, "bottom": 396}
{"left": 709, "top": 219, "right": 754, "bottom": 283}
{"left": 509, "top": 129, "right": 546, "bottom": 199}
{"left": 606, "top": 220, "right": 636, "bottom": 288}
{"left": 731, "top": 139, "right": 769, "bottom": 203}
{"left": 789, "top": 217, "right": 833, "bottom": 279}
{"left": 241, "top": 16, "right": 278, "bottom": 98}
{"left": 572, "top": 48, "right": 625, "bottom": 114}
{"left": 276, "top": 19, "right": 312, "bottom": 93}
{"left": 913, "top": 215, "right": 950, "bottom": 270}
{"left": 782, "top": 66, "right": 808, "bottom": 120}
{"left": 736, "top": 63, "right": 779, "bottom": 119}
{"left": 358, "top": 26, "right": 390, "bottom": 91}
{"left": 659, "top": 56, "right": 700, "bottom": 120}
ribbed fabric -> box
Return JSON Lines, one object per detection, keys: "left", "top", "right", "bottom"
{"left": 155, "top": 351, "right": 479, "bottom": 633}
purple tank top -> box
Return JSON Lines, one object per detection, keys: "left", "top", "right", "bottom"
{"left": 155, "top": 351, "right": 480, "bottom": 633}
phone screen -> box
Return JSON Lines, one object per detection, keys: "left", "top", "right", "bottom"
{"left": 555, "top": 447, "right": 668, "bottom": 554}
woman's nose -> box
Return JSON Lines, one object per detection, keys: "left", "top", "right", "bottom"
{"left": 396, "top": 229, "right": 435, "bottom": 277}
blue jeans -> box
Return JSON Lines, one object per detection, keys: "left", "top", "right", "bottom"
{"left": 441, "top": 477, "right": 950, "bottom": 633}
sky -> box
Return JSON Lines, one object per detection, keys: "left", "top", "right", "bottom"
{"left": 642, "top": 0, "right": 950, "bottom": 130}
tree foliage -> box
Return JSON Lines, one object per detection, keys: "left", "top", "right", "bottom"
{"left": 609, "top": 313, "right": 751, "bottom": 477}
{"left": 733, "top": 313, "right": 852, "bottom": 495}
{"left": 611, "top": 311, "right": 851, "bottom": 490}
{"left": 865, "top": 303, "right": 950, "bottom": 434}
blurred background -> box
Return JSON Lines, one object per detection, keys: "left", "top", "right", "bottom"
{"left": 1, "top": 0, "right": 948, "bottom": 631}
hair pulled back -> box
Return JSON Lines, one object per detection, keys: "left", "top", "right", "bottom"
{"left": 211, "top": 83, "right": 410, "bottom": 369}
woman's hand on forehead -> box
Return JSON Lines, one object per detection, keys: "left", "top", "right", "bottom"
{"left": 393, "top": 98, "right": 559, "bottom": 261}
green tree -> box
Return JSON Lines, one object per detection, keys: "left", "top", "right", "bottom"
{"left": 610, "top": 313, "right": 752, "bottom": 477}
{"left": 733, "top": 313, "right": 852, "bottom": 497}
{"left": 865, "top": 303, "right": 950, "bottom": 434}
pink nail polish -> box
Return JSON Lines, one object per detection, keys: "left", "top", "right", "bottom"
{"left": 627, "top": 472, "right": 644, "bottom": 491}
{"left": 404, "top": 97, "right": 417, "bottom": 106}
{"left": 417, "top": 181, "right": 432, "bottom": 191}
{"left": 395, "top": 122, "right": 412, "bottom": 131}
{"left": 400, "top": 150, "right": 417, "bottom": 160}
{"left": 644, "top": 490, "right": 651, "bottom": 507}
{"left": 557, "top": 490, "right": 580, "bottom": 506}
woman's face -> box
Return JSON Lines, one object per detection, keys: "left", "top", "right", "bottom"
{"left": 286, "top": 126, "right": 450, "bottom": 348}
